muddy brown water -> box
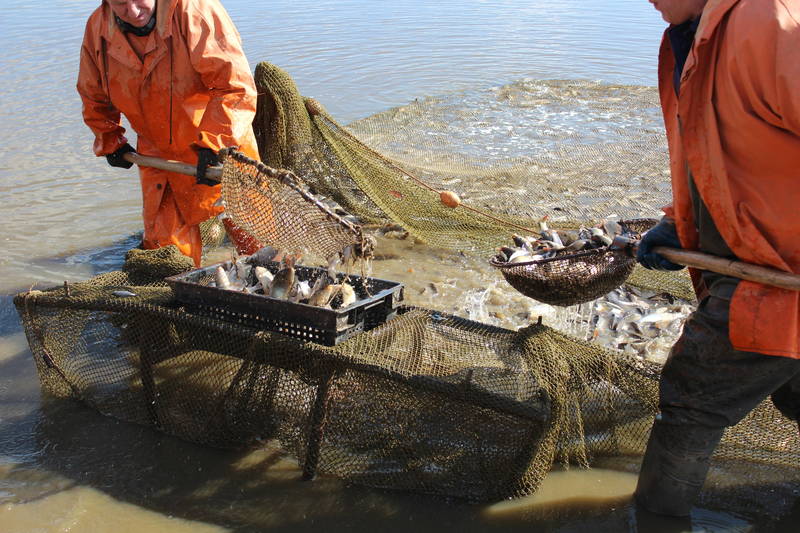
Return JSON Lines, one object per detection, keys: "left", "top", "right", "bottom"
{"left": 2, "top": 1, "right": 797, "bottom": 531}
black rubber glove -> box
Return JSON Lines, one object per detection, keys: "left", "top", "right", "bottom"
{"left": 196, "top": 148, "right": 220, "bottom": 186}
{"left": 106, "top": 143, "right": 136, "bottom": 169}
{"left": 637, "top": 217, "right": 684, "bottom": 271}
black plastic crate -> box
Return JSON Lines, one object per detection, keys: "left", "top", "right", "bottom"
{"left": 165, "top": 258, "right": 404, "bottom": 346}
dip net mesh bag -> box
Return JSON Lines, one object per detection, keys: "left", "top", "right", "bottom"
{"left": 217, "top": 148, "right": 371, "bottom": 261}
{"left": 12, "top": 62, "right": 800, "bottom": 524}
{"left": 489, "top": 219, "right": 657, "bottom": 307}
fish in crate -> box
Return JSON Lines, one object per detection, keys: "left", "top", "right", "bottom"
{"left": 166, "top": 247, "right": 404, "bottom": 346}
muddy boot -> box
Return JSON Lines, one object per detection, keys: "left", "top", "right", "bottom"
{"left": 634, "top": 420, "right": 725, "bottom": 517}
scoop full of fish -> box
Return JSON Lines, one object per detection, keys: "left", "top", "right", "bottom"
{"left": 209, "top": 251, "right": 359, "bottom": 310}
{"left": 493, "top": 217, "right": 637, "bottom": 264}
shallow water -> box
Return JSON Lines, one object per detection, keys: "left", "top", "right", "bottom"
{"left": 2, "top": 1, "right": 798, "bottom": 531}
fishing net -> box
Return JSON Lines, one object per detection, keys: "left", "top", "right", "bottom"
{"left": 13, "top": 260, "right": 800, "bottom": 520}
{"left": 217, "top": 147, "right": 370, "bottom": 262}
{"left": 250, "top": 61, "right": 693, "bottom": 303}
{"left": 13, "top": 61, "right": 800, "bottom": 526}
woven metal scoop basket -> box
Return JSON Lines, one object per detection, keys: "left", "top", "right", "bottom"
{"left": 490, "top": 218, "right": 657, "bottom": 306}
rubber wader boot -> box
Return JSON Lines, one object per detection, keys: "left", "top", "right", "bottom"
{"left": 634, "top": 420, "right": 725, "bottom": 517}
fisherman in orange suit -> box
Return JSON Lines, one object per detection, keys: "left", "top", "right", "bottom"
{"left": 77, "top": 0, "right": 261, "bottom": 266}
{"left": 635, "top": 0, "right": 800, "bottom": 517}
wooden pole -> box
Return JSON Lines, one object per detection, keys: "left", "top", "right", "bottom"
{"left": 123, "top": 152, "right": 222, "bottom": 182}
{"left": 653, "top": 246, "right": 800, "bottom": 291}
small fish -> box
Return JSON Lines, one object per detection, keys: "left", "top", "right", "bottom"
{"left": 246, "top": 246, "right": 281, "bottom": 266}
{"left": 499, "top": 246, "right": 518, "bottom": 260}
{"left": 269, "top": 260, "right": 296, "bottom": 300}
{"left": 512, "top": 234, "right": 535, "bottom": 251}
{"left": 289, "top": 280, "right": 312, "bottom": 303}
{"left": 638, "top": 312, "right": 684, "bottom": 326}
{"left": 508, "top": 249, "right": 535, "bottom": 263}
{"left": 112, "top": 290, "right": 137, "bottom": 297}
{"left": 562, "top": 239, "right": 589, "bottom": 252}
{"left": 602, "top": 219, "right": 623, "bottom": 237}
{"left": 339, "top": 282, "right": 356, "bottom": 308}
{"left": 591, "top": 233, "right": 613, "bottom": 247}
{"left": 558, "top": 230, "right": 580, "bottom": 246}
{"left": 231, "top": 257, "right": 251, "bottom": 283}
{"left": 309, "top": 274, "right": 331, "bottom": 297}
{"left": 214, "top": 266, "right": 231, "bottom": 290}
{"left": 254, "top": 266, "right": 274, "bottom": 293}
{"left": 540, "top": 229, "right": 564, "bottom": 248}
{"left": 327, "top": 254, "right": 342, "bottom": 279}
{"left": 308, "top": 283, "right": 341, "bottom": 308}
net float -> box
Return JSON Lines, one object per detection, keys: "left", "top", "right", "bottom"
{"left": 440, "top": 190, "right": 460, "bottom": 208}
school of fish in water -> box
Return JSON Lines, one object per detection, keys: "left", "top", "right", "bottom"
{"left": 582, "top": 285, "right": 691, "bottom": 363}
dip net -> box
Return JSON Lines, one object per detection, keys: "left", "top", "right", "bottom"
{"left": 13, "top": 62, "right": 800, "bottom": 526}
{"left": 217, "top": 148, "right": 370, "bottom": 262}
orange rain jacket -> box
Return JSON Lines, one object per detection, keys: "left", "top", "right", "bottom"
{"left": 77, "top": 0, "right": 259, "bottom": 265}
{"left": 658, "top": 0, "right": 800, "bottom": 358}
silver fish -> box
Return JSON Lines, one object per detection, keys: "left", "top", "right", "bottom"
{"left": 339, "top": 282, "right": 356, "bottom": 308}
{"left": 214, "top": 266, "right": 231, "bottom": 290}
{"left": 254, "top": 266, "right": 274, "bottom": 294}
{"left": 310, "top": 274, "right": 331, "bottom": 297}
{"left": 327, "top": 254, "right": 342, "bottom": 279}
{"left": 638, "top": 312, "right": 684, "bottom": 327}
{"left": 508, "top": 249, "right": 535, "bottom": 263}
{"left": 602, "top": 219, "right": 623, "bottom": 237}
{"left": 562, "top": 239, "right": 589, "bottom": 252}
{"left": 232, "top": 258, "right": 251, "bottom": 283}
{"left": 290, "top": 280, "right": 312, "bottom": 303}
{"left": 308, "top": 283, "right": 341, "bottom": 308}
{"left": 112, "top": 290, "right": 137, "bottom": 297}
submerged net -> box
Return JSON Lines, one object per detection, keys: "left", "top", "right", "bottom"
{"left": 14, "top": 263, "right": 800, "bottom": 518}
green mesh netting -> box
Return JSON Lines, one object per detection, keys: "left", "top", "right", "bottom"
{"left": 250, "top": 61, "right": 693, "bottom": 303}
{"left": 13, "top": 62, "right": 800, "bottom": 527}
{"left": 14, "top": 262, "right": 800, "bottom": 516}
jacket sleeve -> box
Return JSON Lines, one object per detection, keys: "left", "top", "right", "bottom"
{"left": 182, "top": 0, "right": 257, "bottom": 153}
{"left": 76, "top": 18, "right": 128, "bottom": 156}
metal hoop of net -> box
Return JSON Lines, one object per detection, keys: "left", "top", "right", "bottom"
{"left": 490, "top": 219, "right": 657, "bottom": 306}
{"left": 218, "top": 148, "right": 371, "bottom": 261}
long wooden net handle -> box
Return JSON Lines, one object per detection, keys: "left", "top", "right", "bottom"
{"left": 123, "top": 152, "right": 222, "bottom": 182}
{"left": 653, "top": 246, "right": 800, "bottom": 291}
